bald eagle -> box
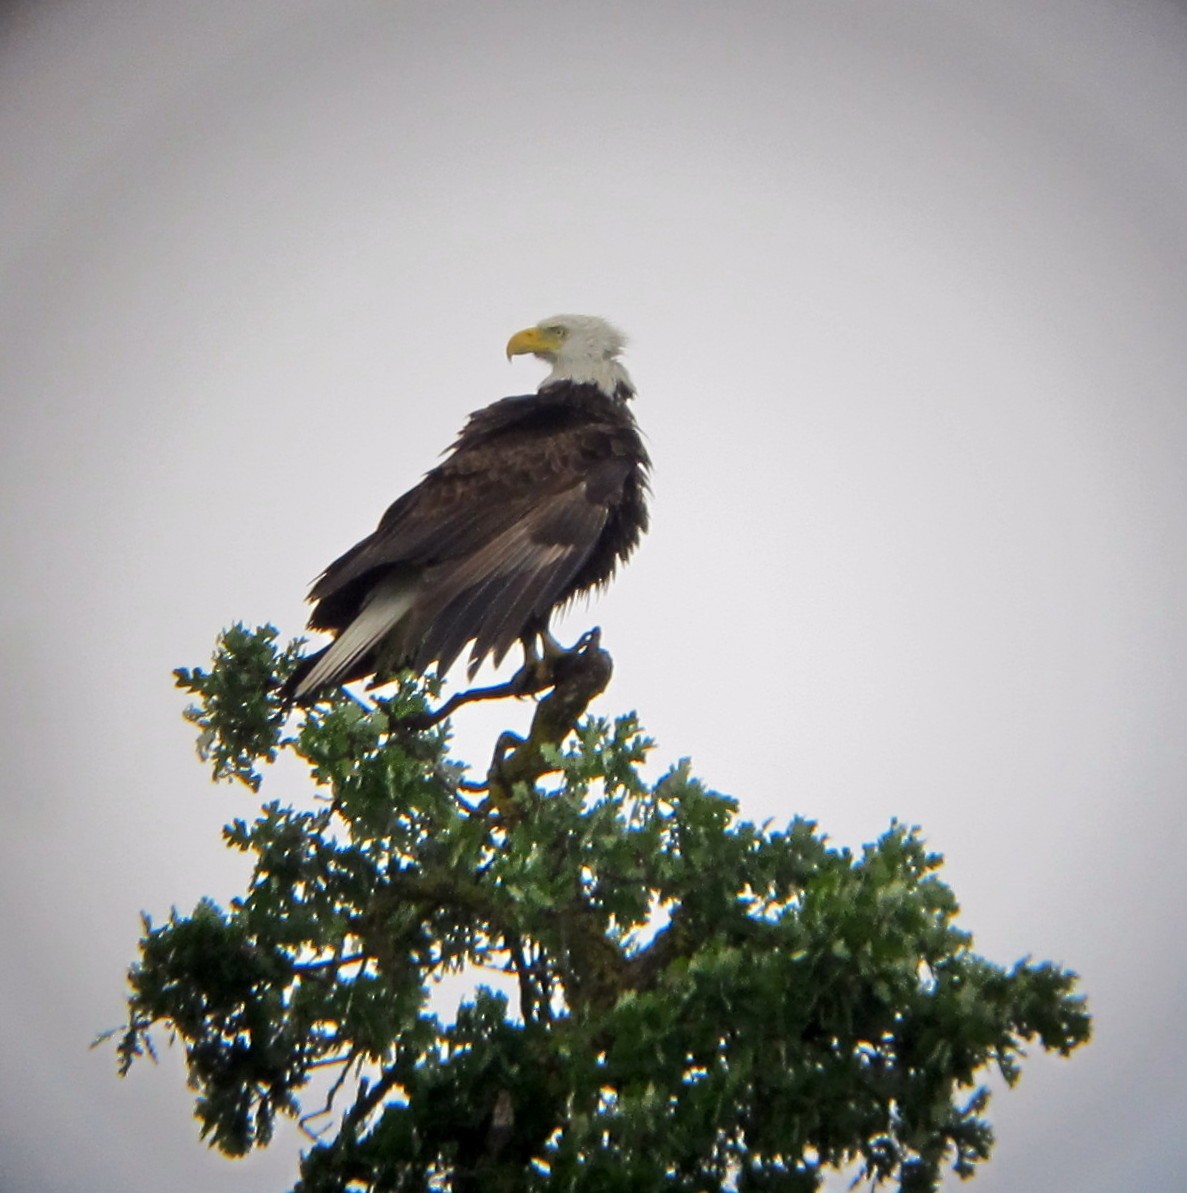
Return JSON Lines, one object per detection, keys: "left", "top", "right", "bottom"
{"left": 284, "top": 315, "right": 649, "bottom": 703}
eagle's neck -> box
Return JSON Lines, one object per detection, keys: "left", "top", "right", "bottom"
{"left": 541, "top": 356, "right": 635, "bottom": 400}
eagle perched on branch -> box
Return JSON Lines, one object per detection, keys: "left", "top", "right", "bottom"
{"left": 284, "top": 315, "right": 649, "bottom": 703}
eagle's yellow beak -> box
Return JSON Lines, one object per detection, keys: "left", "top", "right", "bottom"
{"left": 506, "top": 325, "right": 561, "bottom": 361}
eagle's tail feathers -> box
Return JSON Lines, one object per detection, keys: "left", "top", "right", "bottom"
{"left": 292, "top": 576, "right": 417, "bottom": 700}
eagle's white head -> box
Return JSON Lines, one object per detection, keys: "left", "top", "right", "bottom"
{"left": 506, "top": 314, "right": 634, "bottom": 398}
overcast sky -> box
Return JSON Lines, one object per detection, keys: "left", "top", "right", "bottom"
{"left": 2, "top": 2, "right": 1186, "bottom": 1190}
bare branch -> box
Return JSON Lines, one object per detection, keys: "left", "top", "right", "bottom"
{"left": 299, "top": 1052, "right": 362, "bottom": 1139}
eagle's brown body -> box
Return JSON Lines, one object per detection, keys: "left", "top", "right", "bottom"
{"left": 285, "top": 354, "right": 648, "bottom": 702}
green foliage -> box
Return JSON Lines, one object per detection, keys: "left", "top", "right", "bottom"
{"left": 174, "top": 622, "right": 307, "bottom": 791}
{"left": 116, "top": 625, "right": 1091, "bottom": 1191}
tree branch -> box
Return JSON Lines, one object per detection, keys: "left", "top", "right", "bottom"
{"left": 485, "top": 630, "right": 613, "bottom": 812}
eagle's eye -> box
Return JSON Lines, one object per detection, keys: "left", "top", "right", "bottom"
{"left": 547, "top": 325, "right": 568, "bottom": 339}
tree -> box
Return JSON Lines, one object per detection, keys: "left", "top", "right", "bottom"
{"left": 111, "top": 624, "right": 1090, "bottom": 1192}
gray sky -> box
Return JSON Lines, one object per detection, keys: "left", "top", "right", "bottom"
{"left": 2, "top": 2, "right": 1186, "bottom": 1190}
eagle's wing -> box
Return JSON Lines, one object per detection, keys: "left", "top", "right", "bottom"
{"left": 407, "top": 470, "right": 620, "bottom": 675}
{"left": 306, "top": 407, "right": 620, "bottom": 622}
{"left": 306, "top": 480, "right": 540, "bottom": 615}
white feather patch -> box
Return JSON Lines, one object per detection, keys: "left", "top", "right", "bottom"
{"left": 294, "top": 576, "right": 417, "bottom": 698}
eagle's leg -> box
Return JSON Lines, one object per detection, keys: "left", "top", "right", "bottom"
{"left": 511, "top": 623, "right": 603, "bottom": 695}
{"left": 539, "top": 626, "right": 569, "bottom": 660}
{"left": 511, "top": 635, "right": 552, "bottom": 693}
{"left": 511, "top": 620, "right": 566, "bottom": 692}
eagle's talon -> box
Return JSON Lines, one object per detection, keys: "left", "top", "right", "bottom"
{"left": 574, "top": 627, "right": 601, "bottom": 654}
